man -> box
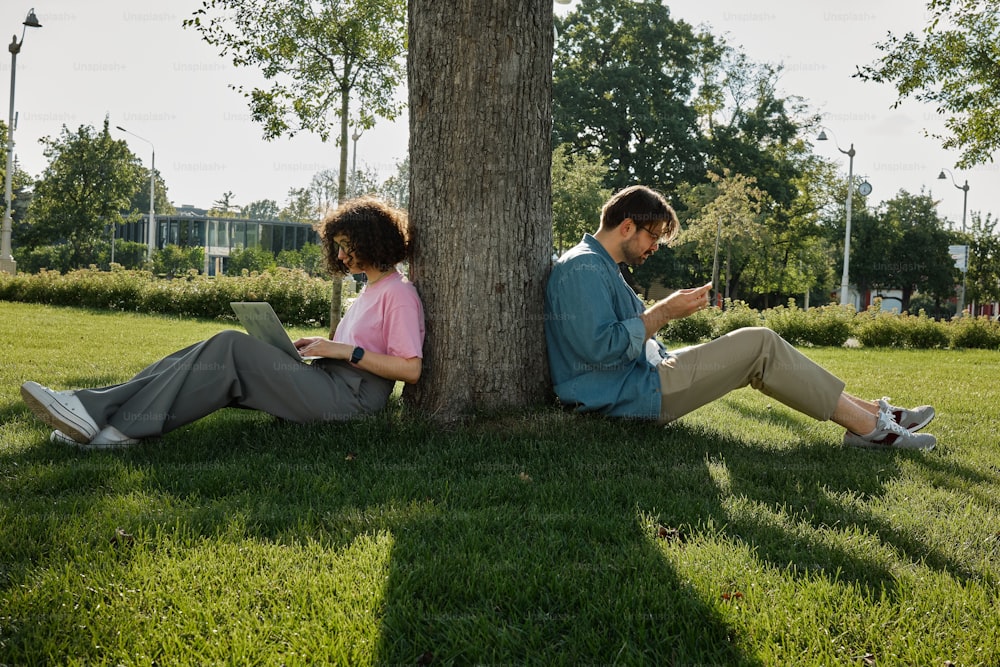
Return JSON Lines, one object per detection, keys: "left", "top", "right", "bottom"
{"left": 544, "top": 185, "right": 936, "bottom": 450}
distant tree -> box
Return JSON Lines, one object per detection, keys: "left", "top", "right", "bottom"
{"left": 25, "top": 117, "right": 143, "bottom": 267}
{"left": 965, "top": 212, "right": 1000, "bottom": 306}
{"left": 129, "top": 166, "right": 174, "bottom": 217}
{"left": 279, "top": 187, "right": 316, "bottom": 223}
{"left": 551, "top": 143, "right": 610, "bottom": 255}
{"left": 210, "top": 191, "right": 238, "bottom": 217}
{"left": 553, "top": 0, "right": 710, "bottom": 193}
{"left": 850, "top": 190, "right": 957, "bottom": 311}
{"left": 240, "top": 199, "right": 281, "bottom": 220}
{"left": 308, "top": 169, "right": 340, "bottom": 218}
{"left": 345, "top": 165, "right": 380, "bottom": 200}
{"left": 184, "top": 0, "right": 406, "bottom": 202}
{"left": 856, "top": 0, "right": 1000, "bottom": 167}
{"left": 378, "top": 156, "right": 409, "bottom": 209}
{"left": 676, "top": 171, "right": 766, "bottom": 303}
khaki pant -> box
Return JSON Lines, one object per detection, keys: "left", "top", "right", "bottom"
{"left": 657, "top": 327, "right": 845, "bottom": 423}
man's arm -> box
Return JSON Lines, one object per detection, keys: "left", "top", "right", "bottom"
{"left": 640, "top": 282, "right": 713, "bottom": 340}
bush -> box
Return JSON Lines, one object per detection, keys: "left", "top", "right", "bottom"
{"left": 227, "top": 246, "right": 276, "bottom": 276}
{"left": 712, "top": 300, "right": 761, "bottom": 337}
{"left": 855, "top": 303, "right": 908, "bottom": 348}
{"left": 949, "top": 316, "right": 1000, "bottom": 350}
{"left": 662, "top": 306, "right": 716, "bottom": 343}
{"left": 153, "top": 245, "right": 205, "bottom": 278}
{"left": 760, "top": 300, "right": 853, "bottom": 347}
{"left": 905, "top": 311, "right": 950, "bottom": 349}
{"left": 0, "top": 267, "right": 333, "bottom": 327}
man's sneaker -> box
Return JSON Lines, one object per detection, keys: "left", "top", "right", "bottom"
{"left": 21, "top": 381, "right": 99, "bottom": 444}
{"left": 50, "top": 426, "right": 139, "bottom": 449}
{"left": 843, "top": 407, "right": 936, "bottom": 451}
{"left": 879, "top": 397, "right": 935, "bottom": 432}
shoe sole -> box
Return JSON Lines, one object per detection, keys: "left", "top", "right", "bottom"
{"left": 50, "top": 430, "right": 136, "bottom": 450}
{"left": 844, "top": 433, "right": 936, "bottom": 452}
{"left": 21, "top": 382, "right": 98, "bottom": 444}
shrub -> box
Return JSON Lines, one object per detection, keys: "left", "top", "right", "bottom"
{"left": 905, "top": 311, "right": 950, "bottom": 349}
{"left": 0, "top": 267, "right": 333, "bottom": 327}
{"left": 153, "top": 245, "right": 205, "bottom": 278}
{"left": 712, "top": 300, "right": 761, "bottom": 337}
{"left": 855, "top": 303, "right": 908, "bottom": 348}
{"left": 227, "top": 246, "right": 276, "bottom": 276}
{"left": 662, "top": 306, "right": 715, "bottom": 343}
{"left": 762, "top": 300, "right": 812, "bottom": 346}
{"left": 949, "top": 316, "right": 1000, "bottom": 350}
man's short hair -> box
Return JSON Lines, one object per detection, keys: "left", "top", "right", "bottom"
{"left": 600, "top": 185, "right": 679, "bottom": 243}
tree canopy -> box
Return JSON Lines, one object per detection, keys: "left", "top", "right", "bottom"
{"left": 857, "top": 0, "right": 1000, "bottom": 167}
{"left": 25, "top": 118, "right": 143, "bottom": 266}
{"left": 184, "top": 0, "right": 406, "bottom": 201}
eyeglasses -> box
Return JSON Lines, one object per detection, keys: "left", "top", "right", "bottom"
{"left": 635, "top": 223, "right": 667, "bottom": 245}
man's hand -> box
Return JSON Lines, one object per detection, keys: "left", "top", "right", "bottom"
{"left": 640, "top": 282, "right": 712, "bottom": 339}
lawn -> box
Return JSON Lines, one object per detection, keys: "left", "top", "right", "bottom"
{"left": 1, "top": 301, "right": 999, "bottom": 666}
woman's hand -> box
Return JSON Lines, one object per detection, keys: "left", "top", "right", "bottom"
{"left": 293, "top": 337, "right": 352, "bottom": 361}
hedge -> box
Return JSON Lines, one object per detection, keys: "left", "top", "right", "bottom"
{"left": 0, "top": 266, "right": 334, "bottom": 328}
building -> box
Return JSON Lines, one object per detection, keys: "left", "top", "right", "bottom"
{"left": 116, "top": 205, "right": 320, "bottom": 275}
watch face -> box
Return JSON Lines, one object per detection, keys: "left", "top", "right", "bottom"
{"left": 858, "top": 181, "right": 872, "bottom": 196}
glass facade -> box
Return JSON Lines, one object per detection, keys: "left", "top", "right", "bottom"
{"left": 115, "top": 213, "right": 319, "bottom": 274}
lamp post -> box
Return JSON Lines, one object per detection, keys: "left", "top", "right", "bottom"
{"left": 817, "top": 128, "right": 856, "bottom": 307}
{"left": 937, "top": 168, "right": 969, "bottom": 234}
{"left": 116, "top": 126, "right": 156, "bottom": 261}
{"left": 1, "top": 8, "right": 41, "bottom": 275}
{"left": 939, "top": 167, "right": 971, "bottom": 315}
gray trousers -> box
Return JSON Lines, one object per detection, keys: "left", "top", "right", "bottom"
{"left": 657, "top": 327, "right": 845, "bottom": 423}
{"left": 75, "top": 330, "right": 394, "bottom": 438}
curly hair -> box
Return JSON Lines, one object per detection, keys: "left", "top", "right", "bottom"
{"left": 319, "top": 196, "right": 409, "bottom": 275}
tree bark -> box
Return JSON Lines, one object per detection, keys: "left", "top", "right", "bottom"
{"left": 405, "top": 0, "right": 553, "bottom": 418}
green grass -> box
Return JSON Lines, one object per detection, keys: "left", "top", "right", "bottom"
{"left": 1, "top": 301, "right": 999, "bottom": 665}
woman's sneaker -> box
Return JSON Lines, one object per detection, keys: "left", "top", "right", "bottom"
{"left": 21, "top": 381, "right": 99, "bottom": 443}
{"left": 50, "top": 426, "right": 139, "bottom": 449}
{"left": 879, "top": 397, "right": 934, "bottom": 432}
{"left": 843, "top": 406, "right": 936, "bottom": 451}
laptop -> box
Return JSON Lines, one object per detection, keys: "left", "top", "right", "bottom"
{"left": 230, "top": 301, "right": 321, "bottom": 362}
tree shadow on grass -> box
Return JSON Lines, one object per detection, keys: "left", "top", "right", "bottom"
{"left": 2, "top": 402, "right": 990, "bottom": 664}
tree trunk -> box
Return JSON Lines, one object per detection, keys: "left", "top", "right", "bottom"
{"left": 405, "top": 0, "right": 553, "bottom": 418}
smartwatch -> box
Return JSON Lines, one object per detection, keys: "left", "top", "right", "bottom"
{"left": 350, "top": 346, "right": 365, "bottom": 364}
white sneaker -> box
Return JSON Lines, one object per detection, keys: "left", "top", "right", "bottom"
{"left": 843, "top": 405, "right": 936, "bottom": 451}
{"left": 51, "top": 426, "right": 140, "bottom": 449}
{"left": 879, "top": 397, "right": 935, "bottom": 432}
{"left": 21, "top": 381, "right": 99, "bottom": 443}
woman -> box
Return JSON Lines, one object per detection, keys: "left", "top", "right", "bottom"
{"left": 20, "top": 196, "right": 424, "bottom": 448}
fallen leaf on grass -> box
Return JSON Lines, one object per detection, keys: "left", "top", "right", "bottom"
{"left": 721, "top": 591, "right": 744, "bottom": 602}
{"left": 416, "top": 650, "right": 434, "bottom": 665}
{"left": 656, "top": 525, "right": 685, "bottom": 542}
{"left": 110, "top": 528, "right": 134, "bottom": 548}
{"left": 345, "top": 452, "right": 358, "bottom": 461}
{"left": 518, "top": 471, "right": 532, "bottom": 483}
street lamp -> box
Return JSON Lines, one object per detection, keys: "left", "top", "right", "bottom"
{"left": 938, "top": 167, "right": 971, "bottom": 315}
{"left": 0, "top": 8, "right": 41, "bottom": 275}
{"left": 817, "top": 128, "right": 856, "bottom": 307}
{"left": 937, "top": 168, "right": 969, "bottom": 233}
{"left": 116, "top": 125, "right": 156, "bottom": 261}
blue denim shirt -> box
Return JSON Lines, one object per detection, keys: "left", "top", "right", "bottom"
{"left": 544, "top": 235, "right": 665, "bottom": 419}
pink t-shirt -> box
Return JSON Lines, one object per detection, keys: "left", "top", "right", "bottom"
{"left": 333, "top": 271, "right": 425, "bottom": 359}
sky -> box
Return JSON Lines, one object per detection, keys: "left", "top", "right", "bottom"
{"left": 2, "top": 0, "right": 993, "bottom": 228}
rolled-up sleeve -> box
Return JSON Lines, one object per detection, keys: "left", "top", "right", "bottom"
{"left": 550, "top": 260, "right": 645, "bottom": 367}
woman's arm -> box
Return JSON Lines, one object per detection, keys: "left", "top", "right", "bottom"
{"left": 293, "top": 337, "right": 422, "bottom": 384}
